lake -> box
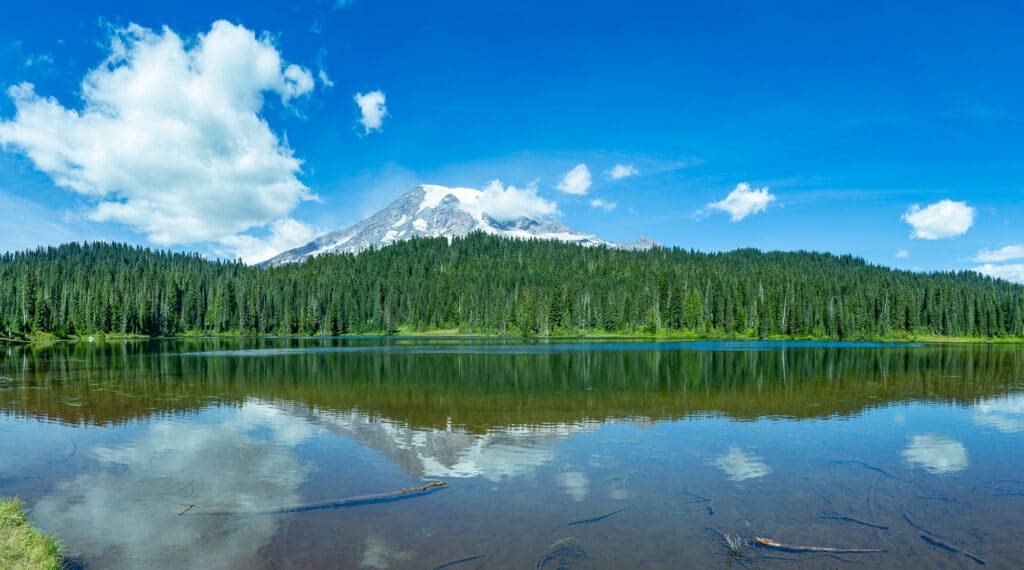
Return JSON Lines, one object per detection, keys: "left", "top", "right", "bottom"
{"left": 1, "top": 338, "right": 1023, "bottom": 568}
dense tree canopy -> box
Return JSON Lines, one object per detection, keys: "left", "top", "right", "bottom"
{"left": 2, "top": 234, "right": 1022, "bottom": 339}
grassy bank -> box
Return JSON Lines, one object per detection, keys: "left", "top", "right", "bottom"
{"left": 0, "top": 498, "right": 62, "bottom": 570}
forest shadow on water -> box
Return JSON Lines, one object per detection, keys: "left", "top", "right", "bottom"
{"left": 1, "top": 338, "right": 1023, "bottom": 568}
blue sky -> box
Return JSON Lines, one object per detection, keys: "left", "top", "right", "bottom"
{"left": 0, "top": 1, "right": 1022, "bottom": 279}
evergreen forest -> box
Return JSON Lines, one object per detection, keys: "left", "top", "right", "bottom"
{"left": 2, "top": 234, "right": 1023, "bottom": 340}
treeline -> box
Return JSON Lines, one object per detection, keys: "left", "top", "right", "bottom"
{"left": 1, "top": 234, "right": 1023, "bottom": 339}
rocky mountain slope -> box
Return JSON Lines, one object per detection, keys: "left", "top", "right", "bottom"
{"left": 260, "top": 184, "right": 654, "bottom": 266}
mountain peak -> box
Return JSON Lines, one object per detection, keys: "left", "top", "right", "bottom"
{"left": 260, "top": 184, "right": 655, "bottom": 266}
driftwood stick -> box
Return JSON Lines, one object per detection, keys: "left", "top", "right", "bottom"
{"left": 919, "top": 534, "right": 986, "bottom": 565}
{"left": 817, "top": 511, "right": 889, "bottom": 530}
{"left": 825, "top": 460, "right": 913, "bottom": 484}
{"left": 903, "top": 510, "right": 986, "bottom": 565}
{"left": 568, "top": 505, "right": 635, "bottom": 526}
{"left": 682, "top": 487, "right": 715, "bottom": 516}
{"left": 755, "top": 536, "right": 884, "bottom": 554}
{"left": 185, "top": 481, "right": 446, "bottom": 516}
{"left": 432, "top": 554, "right": 487, "bottom": 569}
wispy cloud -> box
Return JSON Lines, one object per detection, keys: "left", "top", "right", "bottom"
{"left": 974, "top": 244, "right": 1024, "bottom": 263}
{"left": 896, "top": 249, "right": 909, "bottom": 259}
{"left": 589, "top": 198, "right": 617, "bottom": 211}
{"left": 606, "top": 163, "right": 639, "bottom": 179}
{"left": 901, "top": 199, "right": 975, "bottom": 240}
{"left": 703, "top": 183, "right": 776, "bottom": 221}
{"left": 318, "top": 69, "right": 334, "bottom": 87}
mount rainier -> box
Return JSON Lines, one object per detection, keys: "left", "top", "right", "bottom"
{"left": 260, "top": 184, "right": 655, "bottom": 266}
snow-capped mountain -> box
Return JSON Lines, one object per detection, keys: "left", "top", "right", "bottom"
{"left": 260, "top": 184, "right": 655, "bottom": 266}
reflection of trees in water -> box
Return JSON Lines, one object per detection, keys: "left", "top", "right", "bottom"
{"left": 2, "top": 340, "right": 1022, "bottom": 427}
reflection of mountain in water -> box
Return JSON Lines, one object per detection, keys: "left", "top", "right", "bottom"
{"left": 2, "top": 339, "right": 1023, "bottom": 429}
{"left": 299, "top": 405, "right": 594, "bottom": 480}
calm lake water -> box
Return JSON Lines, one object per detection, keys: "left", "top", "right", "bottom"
{"left": 2, "top": 338, "right": 1024, "bottom": 568}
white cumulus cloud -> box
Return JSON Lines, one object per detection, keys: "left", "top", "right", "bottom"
{"left": 556, "top": 163, "right": 592, "bottom": 195}
{"left": 0, "top": 20, "right": 318, "bottom": 260}
{"left": 704, "top": 182, "right": 775, "bottom": 221}
{"left": 974, "top": 263, "right": 1024, "bottom": 283}
{"left": 217, "top": 218, "right": 321, "bottom": 264}
{"left": 606, "top": 163, "right": 639, "bottom": 179}
{"left": 478, "top": 179, "right": 558, "bottom": 221}
{"left": 354, "top": 90, "right": 387, "bottom": 134}
{"left": 901, "top": 199, "right": 975, "bottom": 240}
{"left": 589, "top": 198, "right": 617, "bottom": 211}
{"left": 974, "top": 244, "right": 1024, "bottom": 263}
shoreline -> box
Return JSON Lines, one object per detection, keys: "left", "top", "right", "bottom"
{"left": 4, "top": 330, "right": 1023, "bottom": 346}
{"left": 0, "top": 498, "right": 63, "bottom": 570}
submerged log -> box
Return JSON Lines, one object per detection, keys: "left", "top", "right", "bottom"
{"left": 568, "top": 505, "right": 635, "bottom": 526}
{"left": 183, "top": 481, "right": 446, "bottom": 516}
{"left": 432, "top": 554, "right": 487, "bottom": 569}
{"left": 903, "top": 510, "right": 986, "bottom": 565}
{"left": 817, "top": 511, "right": 890, "bottom": 530}
{"left": 755, "top": 536, "right": 884, "bottom": 554}
{"left": 824, "top": 459, "right": 914, "bottom": 484}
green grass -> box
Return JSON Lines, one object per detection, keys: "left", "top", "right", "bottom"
{"left": 0, "top": 498, "right": 63, "bottom": 570}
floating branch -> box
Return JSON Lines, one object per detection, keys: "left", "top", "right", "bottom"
{"left": 182, "top": 481, "right": 446, "bottom": 516}
{"left": 755, "top": 536, "right": 884, "bottom": 554}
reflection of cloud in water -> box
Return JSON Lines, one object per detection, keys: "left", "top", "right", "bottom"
{"left": 973, "top": 394, "right": 1024, "bottom": 433}
{"left": 33, "top": 400, "right": 315, "bottom": 569}
{"left": 305, "top": 409, "right": 594, "bottom": 482}
{"left": 711, "top": 446, "right": 772, "bottom": 481}
{"left": 902, "top": 434, "right": 968, "bottom": 475}
{"left": 609, "top": 485, "right": 635, "bottom": 501}
{"left": 557, "top": 471, "right": 590, "bottom": 502}
{"left": 361, "top": 536, "right": 412, "bottom": 569}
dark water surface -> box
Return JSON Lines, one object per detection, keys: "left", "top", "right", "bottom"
{"left": 2, "top": 338, "right": 1023, "bottom": 568}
